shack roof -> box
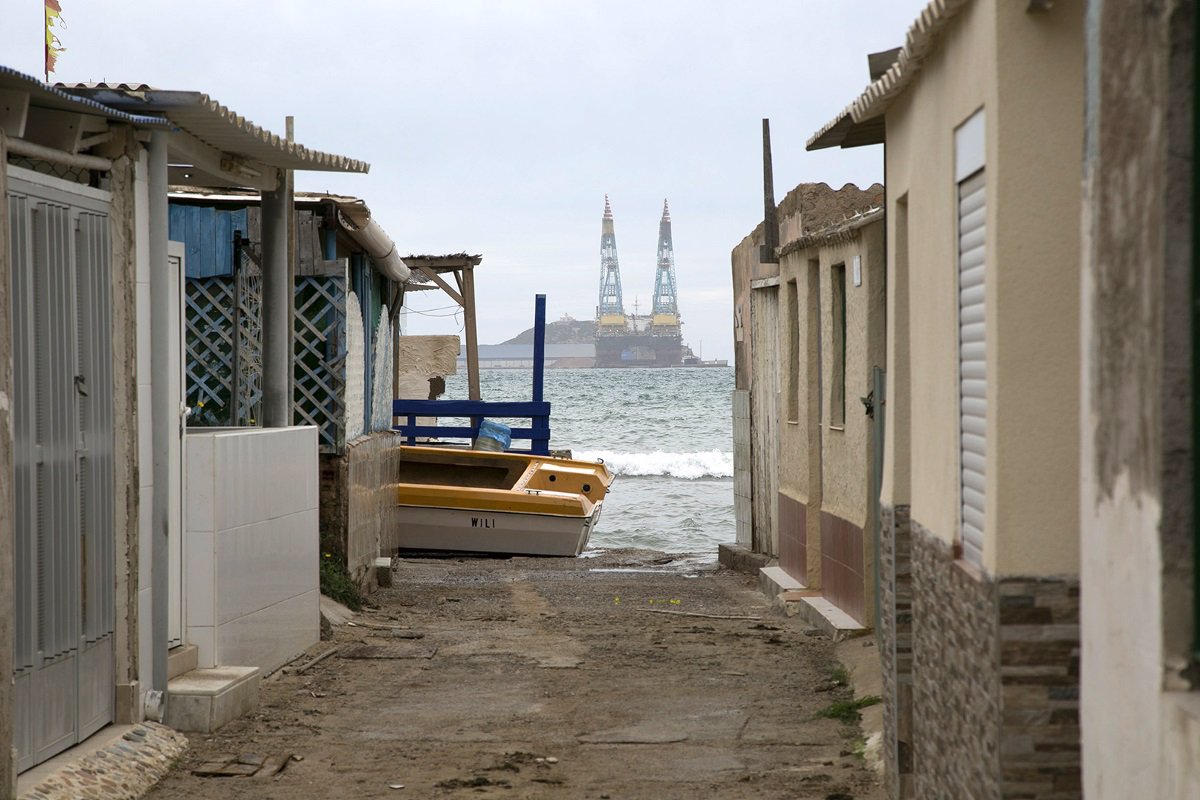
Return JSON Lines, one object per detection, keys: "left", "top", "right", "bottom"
{"left": 778, "top": 207, "right": 884, "bottom": 258}
{"left": 807, "top": 0, "right": 970, "bottom": 151}
{"left": 59, "top": 83, "right": 369, "bottom": 180}
{"left": 0, "top": 65, "right": 170, "bottom": 134}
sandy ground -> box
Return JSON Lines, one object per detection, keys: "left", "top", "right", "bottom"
{"left": 146, "top": 549, "right": 884, "bottom": 800}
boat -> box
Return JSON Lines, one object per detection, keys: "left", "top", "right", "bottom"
{"left": 393, "top": 445, "right": 615, "bottom": 556}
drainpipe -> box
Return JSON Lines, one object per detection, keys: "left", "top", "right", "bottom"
{"left": 261, "top": 174, "right": 291, "bottom": 427}
{"left": 147, "top": 130, "right": 170, "bottom": 718}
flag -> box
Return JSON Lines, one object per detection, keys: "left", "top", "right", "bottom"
{"left": 45, "top": 0, "right": 64, "bottom": 79}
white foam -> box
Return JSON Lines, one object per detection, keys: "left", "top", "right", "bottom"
{"left": 577, "top": 449, "right": 733, "bottom": 480}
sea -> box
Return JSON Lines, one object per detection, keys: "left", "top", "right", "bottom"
{"left": 441, "top": 367, "right": 735, "bottom": 557}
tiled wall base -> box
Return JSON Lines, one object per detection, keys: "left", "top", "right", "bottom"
{"left": 880, "top": 504, "right": 913, "bottom": 798}
{"left": 910, "top": 521, "right": 1080, "bottom": 800}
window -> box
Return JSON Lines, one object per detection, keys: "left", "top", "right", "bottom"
{"left": 956, "top": 107, "right": 986, "bottom": 567}
{"left": 787, "top": 278, "right": 800, "bottom": 422}
{"left": 830, "top": 263, "right": 847, "bottom": 428}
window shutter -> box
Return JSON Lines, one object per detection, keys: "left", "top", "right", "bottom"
{"left": 958, "top": 169, "right": 986, "bottom": 566}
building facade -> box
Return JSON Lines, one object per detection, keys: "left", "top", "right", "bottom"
{"left": 810, "top": 1, "right": 1084, "bottom": 796}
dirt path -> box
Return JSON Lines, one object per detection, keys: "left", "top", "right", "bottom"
{"left": 147, "top": 550, "right": 883, "bottom": 799}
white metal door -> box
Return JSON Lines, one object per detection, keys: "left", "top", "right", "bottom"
{"left": 167, "top": 242, "right": 186, "bottom": 647}
{"left": 9, "top": 169, "right": 115, "bottom": 771}
{"left": 958, "top": 169, "right": 986, "bottom": 566}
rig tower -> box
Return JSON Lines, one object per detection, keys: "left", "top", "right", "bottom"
{"left": 652, "top": 199, "right": 680, "bottom": 325}
{"left": 597, "top": 195, "right": 625, "bottom": 328}
{"left": 593, "top": 196, "right": 684, "bottom": 368}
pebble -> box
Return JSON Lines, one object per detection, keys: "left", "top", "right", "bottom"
{"left": 546, "top": 757, "right": 558, "bottom": 764}
{"left": 19, "top": 722, "right": 187, "bottom": 800}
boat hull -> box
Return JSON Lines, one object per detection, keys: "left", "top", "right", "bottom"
{"left": 393, "top": 503, "right": 603, "bottom": 557}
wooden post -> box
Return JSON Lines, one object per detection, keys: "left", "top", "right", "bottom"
{"left": 462, "top": 267, "right": 481, "bottom": 401}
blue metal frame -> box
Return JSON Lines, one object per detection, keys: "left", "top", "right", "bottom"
{"left": 393, "top": 295, "right": 552, "bottom": 454}
{"left": 391, "top": 400, "right": 551, "bottom": 454}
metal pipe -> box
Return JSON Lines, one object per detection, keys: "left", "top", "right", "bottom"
{"left": 335, "top": 208, "right": 410, "bottom": 283}
{"left": 7, "top": 137, "right": 113, "bottom": 172}
{"left": 532, "top": 294, "right": 546, "bottom": 402}
{"left": 261, "top": 177, "right": 291, "bottom": 427}
{"left": 147, "top": 130, "right": 170, "bottom": 713}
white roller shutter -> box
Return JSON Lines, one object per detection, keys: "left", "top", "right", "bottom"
{"left": 958, "top": 169, "right": 986, "bottom": 566}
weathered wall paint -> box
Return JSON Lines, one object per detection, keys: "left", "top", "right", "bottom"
{"left": 1080, "top": 0, "right": 1200, "bottom": 796}
{"left": 103, "top": 126, "right": 143, "bottom": 724}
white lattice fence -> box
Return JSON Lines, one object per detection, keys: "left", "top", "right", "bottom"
{"left": 294, "top": 276, "right": 348, "bottom": 452}
{"left": 185, "top": 277, "right": 236, "bottom": 426}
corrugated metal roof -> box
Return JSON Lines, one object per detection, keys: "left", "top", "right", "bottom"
{"left": 0, "top": 65, "right": 170, "bottom": 128}
{"left": 58, "top": 84, "right": 368, "bottom": 173}
{"left": 807, "top": 0, "right": 971, "bottom": 150}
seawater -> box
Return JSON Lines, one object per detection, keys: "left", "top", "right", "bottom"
{"left": 441, "top": 367, "right": 735, "bottom": 555}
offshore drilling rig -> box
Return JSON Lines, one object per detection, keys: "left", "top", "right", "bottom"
{"left": 594, "top": 196, "right": 684, "bottom": 367}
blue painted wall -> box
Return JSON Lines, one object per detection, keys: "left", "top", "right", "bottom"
{"left": 168, "top": 204, "right": 249, "bottom": 278}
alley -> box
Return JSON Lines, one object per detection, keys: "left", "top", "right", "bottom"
{"left": 146, "top": 551, "right": 882, "bottom": 799}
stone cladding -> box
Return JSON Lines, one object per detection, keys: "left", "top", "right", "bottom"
{"left": 19, "top": 722, "right": 187, "bottom": 800}
{"left": 908, "top": 520, "right": 1080, "bottom": 800}
{"left": 879, "top": 504, "right": 914, "bottom": 798}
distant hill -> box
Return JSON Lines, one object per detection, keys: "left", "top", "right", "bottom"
{"left": 500, "top": 316, "right": 596, "bottom": 345}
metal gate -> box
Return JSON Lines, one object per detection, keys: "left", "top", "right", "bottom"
{"left": 8, "top": 169, "right": 115, "bottom": 771}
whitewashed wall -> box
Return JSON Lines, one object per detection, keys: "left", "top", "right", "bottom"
{"left": 370, "top": 305, "right": 392, "bottom": 432}
{"left": 344, "top": 291, "right": 365, "bottom": 442}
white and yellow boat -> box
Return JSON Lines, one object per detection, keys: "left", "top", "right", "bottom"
{"left": 393, "top": 445, "right": 615, "bottom": 557}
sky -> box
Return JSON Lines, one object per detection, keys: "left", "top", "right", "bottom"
{"left": 3, "top": 0, "right": 928, "bottom": 361}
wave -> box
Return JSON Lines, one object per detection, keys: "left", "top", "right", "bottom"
{"left": 576, "top": 449, "right": 733, "bottom": 480}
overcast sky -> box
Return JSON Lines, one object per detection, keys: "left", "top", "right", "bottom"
{"left": 4, "top": 1, "right": 927, "bottom": 360}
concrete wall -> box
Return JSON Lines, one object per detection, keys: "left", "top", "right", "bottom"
{"left": 133, "top": 144, "right": 154, "bottom": 713}
{"left": 103, "top": 127, "right": 143, "bottom": 724}
{"left": 1080, "top": 0, "right": 1200, "bottom": 796}
{"left": 320, "top": 431, "right": 402, "bottom": 593}
{"left": 184, "top": 427, "right": 319, "bottom": 675}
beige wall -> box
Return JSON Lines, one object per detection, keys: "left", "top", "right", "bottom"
{"left": 988, "top": 0, "right": 1081, "bottom": 575}
{"left": 819, "top": 227, "right": 885, "bottom": 529}
{"left": 882, "top": 0, "right": 1081, "bottom": 576}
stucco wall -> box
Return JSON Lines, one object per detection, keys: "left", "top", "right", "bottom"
{"left": 775, "top": 217, "right": 884, "bottom": 601}
{"left": 817, "top": 225, "right": 885, "bottom": 529}
{"left": 883, "top": 0, "right": 1082, "bottom": 576}
{"left": 883, "top": 0, "right": 994, "bottom": 550}
{"left": 989, "top": 0, "right": 1082, "bottom": 576}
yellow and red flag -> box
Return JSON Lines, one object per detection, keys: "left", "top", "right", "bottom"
{"left": 45, "top": 0, "right": 64, "bottom": 78}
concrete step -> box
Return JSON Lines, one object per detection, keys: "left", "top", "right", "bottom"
{"left": 784, "top": 594, "right": 868, "bottom": 642}
{"left": 167, "top": 643, "right": 198, "bottom": 680}
{"left": 758, "top": 565, "right": 807, "bottom": 599}
{"left": 166, "top": 666, "right": 260, "bottom": 733}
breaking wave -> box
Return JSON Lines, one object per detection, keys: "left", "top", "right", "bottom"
{"left": 576, "top": 449, "right": 733, "bottom": 480}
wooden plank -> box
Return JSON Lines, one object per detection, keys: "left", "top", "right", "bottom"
{"left": 412, "top": 265, "right": 463, "bottom": 306}
{"left": 462, "top": 267, "right": 480, "bottom": 401}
